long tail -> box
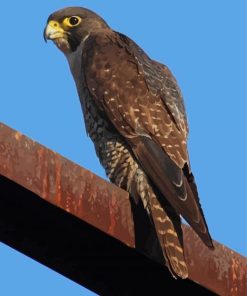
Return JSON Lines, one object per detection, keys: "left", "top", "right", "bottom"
{"left": 148, "top": 191, "right": 188, "bottom": 279}
{"left": 128, "top": 167, "right": 188, "bottom": 278}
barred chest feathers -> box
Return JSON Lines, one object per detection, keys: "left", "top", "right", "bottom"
{"left": 64, "top": 37, "right": 140, "bottom": 193}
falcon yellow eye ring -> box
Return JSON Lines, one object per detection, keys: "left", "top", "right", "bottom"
{"left": 63, "top": 16, "right": 81, "bottom": 27}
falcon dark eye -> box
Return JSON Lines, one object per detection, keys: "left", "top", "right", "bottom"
{"left": 69, "top": 16, "right": 80, "bottom": 26}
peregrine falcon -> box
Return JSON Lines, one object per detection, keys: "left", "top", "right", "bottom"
{"left": 44, "top": 7, "right": 214, "bottom": 279}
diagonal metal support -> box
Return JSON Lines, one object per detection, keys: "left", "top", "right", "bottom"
{"left": 0, "top": 122, "right": 246, "bottom": 295}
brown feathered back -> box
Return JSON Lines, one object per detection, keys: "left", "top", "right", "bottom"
{"left": 45, "top": 7, "right": 214, "bottom": 278}
{"left": 82, "top": 31, "right": 213, "bottom": 248}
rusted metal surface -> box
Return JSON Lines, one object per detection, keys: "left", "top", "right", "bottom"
{"left": 183, "top": 225, "right": 247, "bottom": 296}
{"left": 0, "top": 122, "right": 246, "bottom": 295}
{"left": 0, "top": 122, "right": 134, "bottom": 247}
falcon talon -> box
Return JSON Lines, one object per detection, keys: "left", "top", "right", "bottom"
{"left": 44, "top": 6, "right": 214, "bottom": 279}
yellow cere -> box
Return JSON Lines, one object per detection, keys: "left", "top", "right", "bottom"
{"left": 48, "top": 20, "right": 62, "bottom": 30}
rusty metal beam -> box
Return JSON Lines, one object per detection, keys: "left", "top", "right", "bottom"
{"left": 0, "top": 122, "right": 246, "bottom": 295}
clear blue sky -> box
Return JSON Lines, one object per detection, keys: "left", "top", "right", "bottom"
{"left": 0, "top": 1, "right": 246, "bottom": 295}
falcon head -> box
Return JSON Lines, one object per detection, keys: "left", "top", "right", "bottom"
{"left": 44, "top": 7, "right": 109, "bottom": 54}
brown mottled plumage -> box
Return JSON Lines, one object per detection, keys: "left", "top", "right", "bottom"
{"left": 44, "top": 7, "right": 214, "bottom": 278}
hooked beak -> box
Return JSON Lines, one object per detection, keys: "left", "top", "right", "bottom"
{"left": 43, "top": 21, "right": 67, "bottom": 42}
{"left": 43, "top": 20, "right": 71, "bottom": 53}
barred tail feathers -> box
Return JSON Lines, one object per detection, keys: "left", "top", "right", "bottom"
{"left": 129, "top": 167, "right": 188, "bottom": 278}
{"left": 149, "top": 193, "right": 188, "bottom": 279}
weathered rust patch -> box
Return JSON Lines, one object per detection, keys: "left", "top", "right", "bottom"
{"left": 0, "top": 122, "right": 134, "bottom": 246}
{"left": 0, "top": 122, "right": 246, "bottom": 295}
